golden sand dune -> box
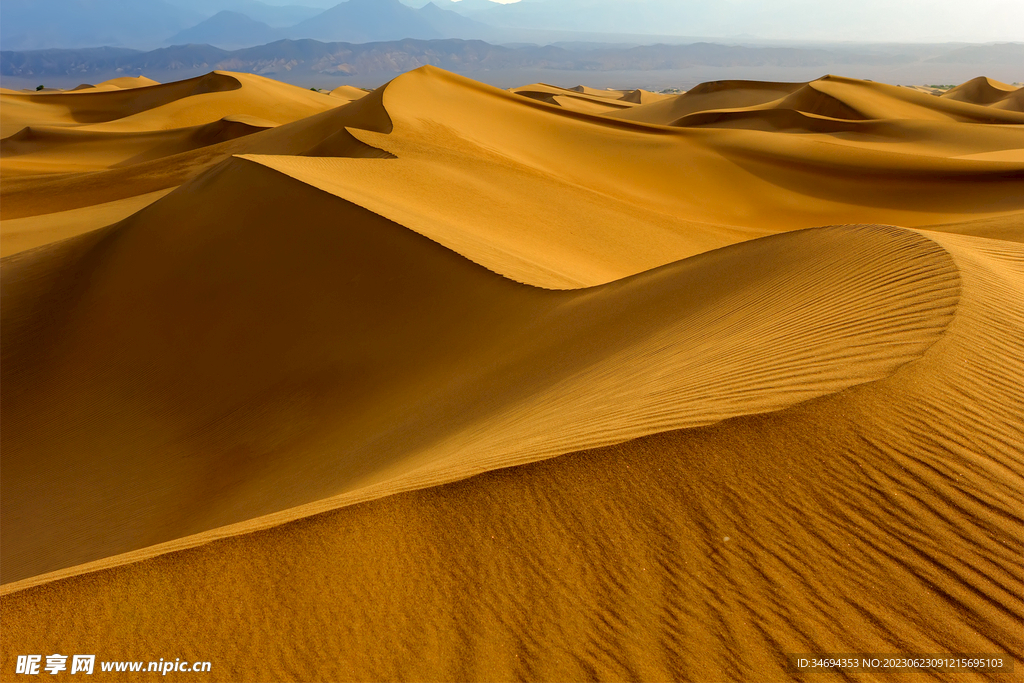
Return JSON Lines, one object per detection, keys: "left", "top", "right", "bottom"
{"left": 70, "top": 76, "right": 163, "bottom": 92}
{"left": 1, "top": 66, "right": 1023, "bottom": 680}
{"left": 509, "top": 83, "right": 667, "bottom": 115}
{"left": 0, "top": 72, "right": 335, "bottom": 138}
{"left": 941, "top": 76, "right": 1020, "bottom": 106}
{"left": 1, "top": 115, "right": 277, "bottom": 176}
{"left": 510, "top": 83, "right": 636, "bottom": 115}
{"left": 570, "top": 84, "right": 670, "bottom": 104}
{"left": 614, "top": 75, "right": 1024, "bottom": 126}
{"left": 329, "top": 84, "right": 370, "bottom": 100}
{"left": 254, "top": 68, "right": 1023, "bottom": 287}
{"left": 0, "top": 72, "right": 345, "bottom": 250}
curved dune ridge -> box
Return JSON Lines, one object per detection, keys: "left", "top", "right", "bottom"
{"left": 508, "top": 83, "right": 663, "bottom": 115}
{"left": 613, "top": 75, "right": 1024, "bottom": 126}
{"left": 941, "top": 76, "right": 1021, "bottom": 108}
{"left": 1, "top": 67, "right": 1023, "bottom": 680}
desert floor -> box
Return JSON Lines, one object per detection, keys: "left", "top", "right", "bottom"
{"left": 1, "top": 68, "right": 1022, "bottom": 681}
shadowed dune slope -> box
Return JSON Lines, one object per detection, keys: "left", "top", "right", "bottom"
{"left": 1, "top": 229, "right": 1021, "bottom": 681}
{"left": 0, "top": 145, "right": 964, "bottom": 582}
{"left": 0, "top": 189, "right": 177, "bottom": 258}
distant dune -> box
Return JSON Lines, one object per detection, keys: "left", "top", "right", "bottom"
{"left": 1, "top": 67, "right": 1022, "bottom": 681}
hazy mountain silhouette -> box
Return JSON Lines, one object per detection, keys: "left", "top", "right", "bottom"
{"left": 416, "top": 3, "right": 497, "bottom": 39}
{"left": 0, "top": 0, "right": 202, "bottom": 50}
{"left": 168, "top": 0, "right": 323, "bottom": 27}
{"left": 290, "top": 0, "right": 442, "bottom": 42}
{"left": 0, "top": 0, "right": 493, "bottom": 51}
{"left": 168, "top": 11, "right": 285, "bottom": 49}
{"left": 402, "top": 0, "right": 506, "bottom": 15}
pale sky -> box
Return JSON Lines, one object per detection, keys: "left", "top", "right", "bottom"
{"left": 268, "top": 0, "right": 1023, "bottom": 42}
{"left": 443, "top": 0, "right": 1024, "bottom": 42}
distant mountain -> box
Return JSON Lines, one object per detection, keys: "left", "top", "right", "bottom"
{"left": 289, "top": 0, "right": 444, "bottom": 43}
{"left": 166, "top": 0, "right": 324, "bottom": 27}
{"left": 168, "top": 11, "right": 284, "bottom": 49}
{"left": 4, "top": 0, "right": 1022, "bottom": 52}
{"left": 928, "top": 43, "right": 1024, "bottom": 64}
{"left": 416, "top": 3, "right": 496, "bottom": 39}
{"left": 401, "top": 0, "right": 507, "bottom": 15}
{"left": 0, "top": 0, "right": 202, "bottom": 50}
{"left": 163, "top": 0, "right": 495, "bottom": 50}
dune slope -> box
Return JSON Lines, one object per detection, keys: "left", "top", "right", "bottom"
{"left": 0, "top": 146, "right": 963, "bottom": 582}
{"left": 1, "top": 227, "right": 1020, "bottom": 681}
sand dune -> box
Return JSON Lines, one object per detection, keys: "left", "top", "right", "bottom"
{"left": 0, "top": 72, "right": 336, "bottom": 138}
{"left": 1, "top": 115, "right": 277, "bottom": 176}
{"left": 1, "top": 67, "right": 1022, "bottom": 681}
{"left": 510, "top": 84, "right": 637, "bottom": 115}
{"left": 254, "top": 68, "right": 1023, "bottom": 287}
{"left": 942, "top": 76, "right": 1020, "bottom": 106}
{"left": 614, "top": 75, "right": 1024, "bottom": 127}
{"left": 329, "top": 84, "right": 370, "bottom": 100}
{"left": 507, "top": 85, "right": 667, "bottom": 116}
{"left": 0, "top": 189, "right": 175, "bottom": 257}
{"left": 70, "top": 76, "right": 162, "bottom": 93}
{"left": 509, "top": 83, "right": 669, "bottom": 115}
{"left": 0, "top": 71, "right": 345, "bottom": 238}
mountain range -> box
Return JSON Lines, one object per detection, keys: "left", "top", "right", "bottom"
{"left": 0, "top": 0, "right": 502, "bottom": 51}
{"left": 2, "top": 0, "right": 1023, "bottom": 52}
{"left": 5, "top": 38, "right": 1023, "bottom": 87}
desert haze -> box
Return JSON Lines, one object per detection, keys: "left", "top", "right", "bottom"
{"left": 1, "top": 63, "right": 1022, "bottom": 681}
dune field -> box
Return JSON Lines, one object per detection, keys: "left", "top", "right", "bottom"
{"left": 1, "top": 67, "right": 1023, "bottom": 681}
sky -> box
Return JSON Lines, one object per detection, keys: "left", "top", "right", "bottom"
{"left": 434, "top": 0, "right": 1024, "bottom": 43}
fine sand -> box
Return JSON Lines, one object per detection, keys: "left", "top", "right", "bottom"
{"left": 1, "top": 67, "right": 1022, "bottom": 682}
